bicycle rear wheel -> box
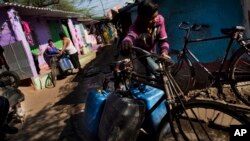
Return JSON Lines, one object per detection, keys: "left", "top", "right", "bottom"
{"left": 170, "top": 53, "right": 195, "bottom": 94}
{"left": 229, "top": 48, "right": 250, "bottom": 106}
{"left": 157, "top": 99, "right": 250, "bottom": 141}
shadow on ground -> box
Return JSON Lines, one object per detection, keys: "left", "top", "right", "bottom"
{"left": 6, "top": 45, "right": 116, "bottom": 141}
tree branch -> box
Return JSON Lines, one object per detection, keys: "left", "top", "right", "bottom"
{"left": 37, "top": 0, "right": 60, "bottom": 7}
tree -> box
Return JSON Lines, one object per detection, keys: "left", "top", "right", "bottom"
{"left": 18, "top": 0, "right": 60, "bottom": 7}
{"left": 1, "top": 0, "right": 93, "bottom": 17}
{"left": 50, "top": 0, "right": 93, "bottom": 17}
{"left": 1, "top": 0, "right": 59, "bottom": 5}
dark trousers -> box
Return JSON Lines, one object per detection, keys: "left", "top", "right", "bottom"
{"left": 0, "top": 54, "right": 9, "bottom": 71}
{"left": 69, "top": 52, "right": 81, "bottom": 69}
{"left": 135, "top": 51, "right": 159, "bottom": 76}
{"left": 0, "top": 96, "right": 9, "bottom": 128}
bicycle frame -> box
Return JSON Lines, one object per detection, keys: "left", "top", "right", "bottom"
{"left": 182, "top": 31, "right": 238, "bottom": 81}
{"left": 113, "top": 47, "right": 208, "bottom": 140}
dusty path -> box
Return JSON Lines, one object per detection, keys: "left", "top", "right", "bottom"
{"left": 5, "top": 48, "right": 111, "bottom": 141}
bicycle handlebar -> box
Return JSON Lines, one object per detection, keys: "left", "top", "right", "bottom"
{"left": 110, "top": 46, "right": 184, "bottom": 101}
{"left": 178, "top": 22, "right": 191, "bottom": 30}
{"left": 46, "top": 53, "right": 61, "bottom": 58}
{"left": 132, "top": 46, "right": 174, "bottom": 66}
{"left": 179, "top": 21, "right": 209, "bottom": 31}
{"left": 112, "top": 46, "right": 174, "bottom": 84}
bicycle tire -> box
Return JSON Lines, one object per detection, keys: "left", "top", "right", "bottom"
{"left": 51, "top": 64, "right": 57, "bottom": 87}
{"left": 170, "top": 53, "right": 195, "bottom": 94}
{"left": 0, "top": 71, "right": 20, "bottom": 88}
{"left": 156, "top": 99, "right": 250, "bottom": 141}
{"left": 229, "top": 47, "right": 250, "bottom": 106}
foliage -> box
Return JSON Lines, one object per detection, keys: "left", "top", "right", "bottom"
{"left": 1, "top": 0, "right": 93, "bottom": 17}
{"left": 51, "top": 0, "right": 93, "bottom": 17}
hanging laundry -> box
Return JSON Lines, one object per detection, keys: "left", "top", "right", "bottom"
{"left": 22, "top": 21, "right": 34, "bottom": 46}
{"left": 22, "top": 21, "right": 31, "bottom": 33}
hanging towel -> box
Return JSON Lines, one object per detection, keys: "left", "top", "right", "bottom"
{"left": 22, "top": 21, "right": 31, "bottom": 33}
{"left": 22, "top": 21, "right": 34, "bottom": 46}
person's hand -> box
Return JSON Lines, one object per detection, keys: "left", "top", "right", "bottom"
{"left": 121, "top": 40, "right": 133, "bottom": 51}
{"left": 161, "top": 52, "right": 171, "bottom": 59}
{"left": 120, "top": 40, "right": 133, "bottom": 56}
{"left": 59, "top": 50, "right": 64, "bottom": 55}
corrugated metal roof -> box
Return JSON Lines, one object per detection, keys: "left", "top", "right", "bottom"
{"left": 0, "top": 2, "right": 85, "bottom": 18}
{"left": 77, "top": 18, "right": 100, "bottom": 25}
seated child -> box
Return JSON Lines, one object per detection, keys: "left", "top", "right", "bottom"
{"left": 45, "top": 39, "right": 60, "bottom": 55}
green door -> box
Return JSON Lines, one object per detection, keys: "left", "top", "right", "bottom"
{"left": 47, "top": 20, "right": 63, "bottom": 49}
{"left": 61, "top": 20, "right": 71, "bottom": 38}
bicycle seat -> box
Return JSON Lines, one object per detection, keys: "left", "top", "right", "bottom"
{"left": 221, "top": 26, "right": 245, "bottom": 36}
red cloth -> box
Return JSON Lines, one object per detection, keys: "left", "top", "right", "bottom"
{"left": 22, "top": 21, "right": 34, "bottom": 46}
{"left": 22, "top": 21, "right": 31, "bottom": 33}
{"left": 25, "top": 32, "right": 34, "bottom": 46}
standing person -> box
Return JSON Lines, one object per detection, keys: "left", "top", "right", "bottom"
{"left": 102, "top": 27, "right": 110, "bottom": 45}
{"left": 0, "top": 96, "right": 18, "bottom": 135}
{"left": 122, "top": 0, "right": 169, "bottom": 56}
{"left": 121, "top": 0, "right": 170, "bottom": 75}
{"left": 59, "top": 32, "right": 82, "bottom": 72}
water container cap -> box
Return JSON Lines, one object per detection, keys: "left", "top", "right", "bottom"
{"left": 97, "top": 89, "right": 102, "bottom": 93}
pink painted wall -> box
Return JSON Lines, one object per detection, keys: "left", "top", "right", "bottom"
{"left": 0, "top": 9, "right": 16, "bottom": 46}
{"left": 7, "top": 8, "right": 38, "bottom": 77}
{"left": 75, "top": 23, "right": 85, "bottom": 48}
{"left": 67, "top": 19, "right": 80, "bottom": 54}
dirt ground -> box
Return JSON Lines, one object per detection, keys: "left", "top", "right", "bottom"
{"left": 5, "top": 46, "right": 115, "bottom": 141}
{"left": 5, "top": 52, "right": 94, "bottom": 140}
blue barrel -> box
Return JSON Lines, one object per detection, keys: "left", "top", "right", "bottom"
{"left": 81, "top": 89, "right": 111, "bottom": 141}
{"left": 132, "top": 85, "right": 168, "bottom": 134}
{"left": 59, "top": 57, "right": 73, "bottom": 71}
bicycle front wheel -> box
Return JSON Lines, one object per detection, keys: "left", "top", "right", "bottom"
{"left": 229, "top": 48, "right": 250, "bottom": 106}
{"left": 157, "top": 100, "right": 250, "bottom": 141}
{"left": 171, "top": 53, "right": 194, "bottom": 94}
{"left": 51, "top": 64, "right": 57, "bottom": 87}
{"left": 0, "top": 71, "right": 21, "bottom": 88}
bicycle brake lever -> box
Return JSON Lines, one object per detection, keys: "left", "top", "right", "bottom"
{"left": 179, "top": 22, "right": 190, "bottom": 30}
{"left": 192, "top": 24, "right": 202, "bottom": 31}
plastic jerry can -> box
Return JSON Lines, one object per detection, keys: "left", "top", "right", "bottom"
{"left": 59, "top": 57, "right": 73, "bottom": 71}
{"left": 131, "top": 85, "right": 168, "bottom": 134}
{"left": 99, "top": 92, "right": 145, "bottom": 141}
{"left": 81, "top": 89, "right": 111, "bottom": 141}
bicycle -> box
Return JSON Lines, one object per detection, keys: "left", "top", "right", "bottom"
{"left": 170, "top": 22, "right": 250, "bottom": 106}
{"left": 46, "top": 53, "right": 61, "bottom": 87}
{"left": 0, "top": 68, "right": 20, "bottom": 88}
{"left": 103, "top": 46, "right": 250, "bottom": 141}
{"left": 0, "top": 47, "right": 20, "bottom": 88}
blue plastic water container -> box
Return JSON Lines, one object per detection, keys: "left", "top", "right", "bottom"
{"left": 132, "top": 85, "right": 167, "bottom": 134}
{"left": 81, "top": 89, "right": 111, "bottom": 141}
{"left": 59, "top": 57, "right": 73, "bottom": 71}
{"left": 99, "top": 92, "right": 145, "bottom": 141}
